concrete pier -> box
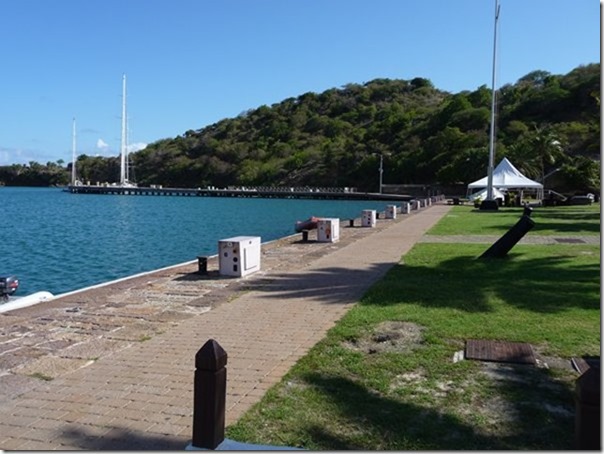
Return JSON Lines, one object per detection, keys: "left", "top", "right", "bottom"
{"left": 66, "top": 184, "right": 414, "bottom": 201}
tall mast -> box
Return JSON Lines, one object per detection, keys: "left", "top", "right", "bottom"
{"left": 120, "top": 73, "right": 127, "bottom": 185}
{"left": 71, "top": 117, "right": 77, "bottom": 185}
{"left": 485, "top": 0, "right": 500, "bottom": 202}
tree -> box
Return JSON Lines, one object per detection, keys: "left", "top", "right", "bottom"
{"left": 560, "top": 156, "right": 600, "bottom": 192}
{"left": 526, "top": 125, "right": 565, "bottom": 183}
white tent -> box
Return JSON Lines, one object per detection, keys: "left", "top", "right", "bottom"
{"left": 467, "top": 187, "right": 505, "bottom": 202}
{"left": 467, "top": 157, "right": 543, "bottom": 200}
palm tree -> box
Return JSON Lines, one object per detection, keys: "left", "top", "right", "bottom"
{"left": 527, "top": 125, "right": 564, "bottom": 183}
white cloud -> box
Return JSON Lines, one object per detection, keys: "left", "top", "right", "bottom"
{"left": 128, "top": 142, "right": 148, "bottom": 153}
{"left": 0, "top": 146, "right": 56, "bottom": 166}
{"left": 96, "top": 138, "right": 109, "bottom": 150}
{"left": 94, "top": 139, "right": 146, "bottom": 155}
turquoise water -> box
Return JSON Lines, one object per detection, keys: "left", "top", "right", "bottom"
{"left": 2, "top": 187, "right": 392, "bottom": 296}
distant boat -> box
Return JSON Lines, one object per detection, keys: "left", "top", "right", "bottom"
{"left": 120, "top": 74, "right": 137, "bottom": 188}
{"left": 0, "top": 275, "right": 19, "bottom": 302}
{"left": 64, "top": 118, "right": 83, "bottom": 192}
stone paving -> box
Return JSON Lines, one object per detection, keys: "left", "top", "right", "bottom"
{"left": 0, "top": 202, "right": 451, "bottom": 450}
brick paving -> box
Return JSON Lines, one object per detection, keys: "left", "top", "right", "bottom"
{"left": 0, "top": 201, "right": 451, "bottom": 450}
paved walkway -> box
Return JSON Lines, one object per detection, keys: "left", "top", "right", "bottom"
{"left": 0, "top": 203, "right": 450, "bottom": 450}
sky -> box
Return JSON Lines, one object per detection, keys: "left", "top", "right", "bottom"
{"left": 0, "top": 0, "right": 600, "bottom": 166}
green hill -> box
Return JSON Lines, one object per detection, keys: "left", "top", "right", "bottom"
{"left": 2, "top": 63, "right": 600, "bottom": 192}
{"left": 132, "top": 63, "right": 599, "bottom": 192}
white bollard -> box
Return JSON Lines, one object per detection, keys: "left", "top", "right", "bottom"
{"left": 317, "top": 218, "right": 340, "bottom": 243}
{"left": 385, "top": 205, "right": 397, "bottom": 219}
{"left": 361, "top": 210, "right": 376, "bottom": 228}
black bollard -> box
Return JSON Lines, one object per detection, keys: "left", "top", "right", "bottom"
{"left": 480, "top": 215, "right": 535, "bottom": 259}
{"left": 302, "top": 230, "right": 309, "bottom": 242}
{"left": 192, "top": 339, "right": 228, "bottom": 449}
{"left": 197, "top": 256, "right": 208, "bottom": 275}
{"left": 349, "top": 219, "right": 354, "bottom": 227}
{"left": 575, "top": 365, "right": 601, "bottom": 450}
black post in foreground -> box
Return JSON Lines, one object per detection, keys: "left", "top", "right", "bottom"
{"left": 192, "top": 339, "right": 228, "bottom": 449}
{"left": 575, "top": 365, "right": 601, "bottom": 450}
{"left": 480, "top": 214, "right": 535, "bottom": 259}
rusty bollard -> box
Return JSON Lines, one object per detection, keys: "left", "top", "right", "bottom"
{"left": 575, "top": 365, "right": 600, "bottom": 450}
{"left": 192, "top": 339, "right": 228, "bottom": 449}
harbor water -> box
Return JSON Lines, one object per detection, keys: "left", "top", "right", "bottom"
{"left": 2, "top": 187, "right": 394, "bottom": 296}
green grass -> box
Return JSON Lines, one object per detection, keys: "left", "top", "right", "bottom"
{"left": 429, "top": 203, "right": 600, "bottom": 236}
{"left": 226, "top": 205, "right": 601, "bottom": 450}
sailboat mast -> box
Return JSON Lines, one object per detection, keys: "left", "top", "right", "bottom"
{"left": 120, "top": 74, "right": 127, "bottom": 185}
{"left": 486, "top": 0, "right": 500, "bottom": 201}
{"left": 71, "top": 117, "right": 77, "bottom": 185}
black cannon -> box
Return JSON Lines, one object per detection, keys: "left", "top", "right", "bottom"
{"left": 480, "top": 215, "right": 535, "bottom": 259}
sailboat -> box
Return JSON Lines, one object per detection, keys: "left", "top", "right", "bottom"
{"left": 480, "top": 0, "right": 501, "bottom": 211}
{"left": 71, "top": 118, "right": 82, "bottom": 186}
{"left": 120, "top": 73, "right": 137, "bottom": 188}
{"left": 63, "top": 118, "right": 81, "bottom": 191}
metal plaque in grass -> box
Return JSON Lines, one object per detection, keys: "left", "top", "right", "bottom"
{"left": 465, "top": 339, "right": 536, "bottom": 365}
{"left": 554, "top": 238, "right": 586, "bottom": 244}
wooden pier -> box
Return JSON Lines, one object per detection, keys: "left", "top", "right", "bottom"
{"left": 66, "top": 185, "right": 413, "bottom": 201}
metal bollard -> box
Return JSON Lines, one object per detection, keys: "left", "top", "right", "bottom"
{"left": 575, "top": 365, "right": 601, "bottom": 450}
{"left": 349, "top": 219, "right": 354, "bottom": 227}
{"left": 192, "top": 339, "right": 228, "bottom": 449}
{"left": 197, "top": 256, "right": 208, "bottom": 275}
{"left": 302, "top": 230, "right": 309, "bottom": 241}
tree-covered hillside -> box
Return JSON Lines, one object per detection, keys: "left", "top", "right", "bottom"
{"left": 1, "top": 64, "right": 599, "bottom": 193}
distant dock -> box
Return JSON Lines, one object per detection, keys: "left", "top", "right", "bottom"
{"left": 66, "top": 185, "right": 413, "bottom": 201}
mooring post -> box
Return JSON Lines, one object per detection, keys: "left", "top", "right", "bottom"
{"left": 575, "top": 365, "right": 601, "bottom": 450}
{"left": 197, "top": 256, "right": 208, "bottom": 275}
{"left": 192, "top": 339, "right": 228, "bottom": 450}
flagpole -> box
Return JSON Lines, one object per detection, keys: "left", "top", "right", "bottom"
{"left": 481, "top": 0, "right": 500, "bottom": 210}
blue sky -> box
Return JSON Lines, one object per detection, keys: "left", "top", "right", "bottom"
{"left": 0, "top": 0, "right": 599, "bottom": 166}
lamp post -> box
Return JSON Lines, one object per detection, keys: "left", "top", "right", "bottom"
{"left": 379, "top": 153, "right": 383, "bottom": 194}
{"left": 371, "top": 153, "right": 384, "bottom": 194}
{"left": 542, "top": 167, "right": 561, "bottom": 184}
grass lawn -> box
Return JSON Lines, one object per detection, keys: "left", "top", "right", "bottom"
{"left": 429, "top": 203, "right": 600, "bottom": 236}
{"left": 226, "top": 204, "right": 601, "bottom": 450}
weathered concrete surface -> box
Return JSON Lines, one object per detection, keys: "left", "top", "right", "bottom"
{"left": 0, "top": 203, "right": 451, "bottom": 450}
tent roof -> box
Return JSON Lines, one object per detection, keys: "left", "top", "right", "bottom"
{"left": 468, "top": 187, "right": 505, "bottom": 201}
{"left": 468, "top": 158, "right": 543, "bottom": 189}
